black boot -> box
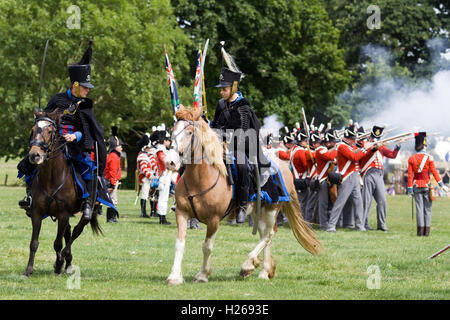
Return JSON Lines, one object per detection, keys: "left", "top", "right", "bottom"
{"left": 82, "top": 179, "right": 95, "bottom": 221}
{"left": 106, "top": 208, "right": 118, "bottom": 223}
{"left": 150, "top": 201, "right": 158, "bottom": 217}
{"left": 159, "top": 215, "right": 171, "bottom": 225}
{"left": 19, "top": 184, "right": 32, "bottom": 217}
{"left": 424, "top": 226, "right": 430, "bottom": 237}
{"left": 140, "top": 199, "right": 150, "bottom": 218}
{"left": 236, "top": 201, "right": 247, "bottom": 224}
{"left": 417, "top": 226, "right": 424, "bottom": 236}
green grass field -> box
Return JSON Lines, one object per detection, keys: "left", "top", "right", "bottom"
{"left": 0, "top": 186, "right": 449, "bottom": 300}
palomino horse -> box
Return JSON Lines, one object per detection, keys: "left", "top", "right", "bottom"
{"left": 23, "top": 109, "right": 101, "bottom": 277}
{"left": 165, "top": 106, "right": 323, "bottom": 285}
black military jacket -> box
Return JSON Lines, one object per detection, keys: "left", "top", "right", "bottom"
{"left": 44, "top": 91, "right": 107, "bottom": 174}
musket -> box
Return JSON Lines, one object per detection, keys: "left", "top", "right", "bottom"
{"left": 38, "top": 39, "right": 50, "bottom": 111}
{"left": 428, "top": 244, "right": 450, "bottom": 259}
{"left": 376, "top": 132, "right": 413, "bottom": 145}
{"left": 302, "top": 108, "right": 319, "bottom": 174}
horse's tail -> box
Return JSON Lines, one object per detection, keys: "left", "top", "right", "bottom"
{"left": 90, "top": 206, "right": 103, "bottom": 236}
{"left": 282, "top": 189, "right": 324, "bottom": 256}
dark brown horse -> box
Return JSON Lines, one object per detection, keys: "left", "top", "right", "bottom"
{"left": 23, "top": 109, "right": 101, "bottom": 277}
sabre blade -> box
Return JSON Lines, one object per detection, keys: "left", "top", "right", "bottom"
{"left": 38, "top": 39, "right": 50, "bottom": 111}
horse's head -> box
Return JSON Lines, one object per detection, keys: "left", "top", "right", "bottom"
{"left": 28, "top": 109, "right": 60, "bottom": 165}
{"left": 165, "top": 105, "right": 203, "bottom": 171}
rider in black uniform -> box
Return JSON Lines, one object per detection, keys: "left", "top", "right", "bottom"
{"left": 211, "top": 67, "right": 269, "bottom": 224}
{"left": 18, "top": 40, "right": 107, "bottom": 220}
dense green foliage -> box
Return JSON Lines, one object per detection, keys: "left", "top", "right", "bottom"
{"left": 0, "top": 0, "right": 448, "bottom": 186}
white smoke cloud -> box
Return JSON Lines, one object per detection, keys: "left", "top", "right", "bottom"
{"left": 261, "top": 114, "right": 284, "bottom": 137}
{"left": 361, "top": 69, "right": 450, "bottom": 136}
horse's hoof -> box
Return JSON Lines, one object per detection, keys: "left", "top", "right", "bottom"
{"left": 21, "top": 273, "right": 31, "bottom": 279}
{"left": 65, "top": 265, "right": 73, "bottom": 274}
{"left": 258, "top": 270, "right": 270, "bottom": 280}
{"left": 194, "top": 273, "right": 209, "bottom": 283}
{"left": 240, "top": 268, "right": 254, "bottom": 278}
{"left": 167, "top": 277, "right": 184, "bottom": 286}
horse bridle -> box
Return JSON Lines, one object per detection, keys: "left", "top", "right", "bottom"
{"left": 170, "top": 119, "right": 195, "bottom": 158}
{"left": 30, "top": 117, "right": 66, "bottom": 158}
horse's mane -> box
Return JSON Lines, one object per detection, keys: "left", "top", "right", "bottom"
{"left": 175, "top": 108, "right": 227, "bottom": 177}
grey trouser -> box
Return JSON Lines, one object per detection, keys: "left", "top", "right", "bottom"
{"left": 341, "top": 198, "right": 355, "bottom": 228}
{"left": 305, "top": 187, "right": 318, "bottom": 223}
{"left": 414, "top": 187, "right": 432, "bottom": 227}
{"left": 318, "top": 180, "right": 332, "bottom": 229}
{"left": 328, "top": 172, "right": 364, "bottom": 230}
{"left": 297, "top": 188, "right": 309, "bottom": 220}
{"left": 362, "top": 168, "right": 387, "bottom": 229}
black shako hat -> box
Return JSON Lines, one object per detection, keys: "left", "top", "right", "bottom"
{"left": 324, "top": 129, "right": 337, "bottom": 142}
{"left": 371, "top": 126, "right": 384, "bottom": 139}
{"left": 414, "top": 132, "right": 427, "bottom": 151}
{"left": 216, "top": 67, "right": 242, "bottom": 88}
{"left": 108, "top": 135, "right": 124, "bottom": 152}
{"left": 68, "top": 40, "right": 94, "bottom": 89}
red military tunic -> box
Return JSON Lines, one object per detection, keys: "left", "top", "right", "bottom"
{"left": 359, "top": 146, "right": 399, "bottom": 178}
{"left": 315, "top": 145, "right": 337, "bottom": 183}
{"left": 408, "top": 152, "right": 442, "bottom": 188}
{"left": 335, "top": 142, "right": 367, "bottom": 182}
{"left": 278, "top": 146, "right": 308, "bottom": 179}
{"left": 105, "top": 151, "right": 121, "bottom": 187}
{"left": 137, "top": 150, "right": 159, "bottom": 185}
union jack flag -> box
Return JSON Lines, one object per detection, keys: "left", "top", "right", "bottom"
{"left": 165, "top": 48, "right": 180, "bottom": 121}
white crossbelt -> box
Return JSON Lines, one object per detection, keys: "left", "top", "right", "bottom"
{"left": 361, "top": 150, "right": 383, "bottom": 176}
{"left": 418, "top": 154, "right": 428, "bottom": 173}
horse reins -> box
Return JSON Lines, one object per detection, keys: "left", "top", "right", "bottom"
{"left": 31, "top": 117, "right": 70, "bottom": 221}
{"left": 174, "top": 118, "right": 234, "bottom": 223}
{"left": 182, "top": 170, "right": 220, "bottom": 223}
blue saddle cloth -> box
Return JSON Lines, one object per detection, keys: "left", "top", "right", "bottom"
{"left": 18, "top": 151, "right": 118, "bottom": 219}
{"left": 230, "top": 154, "right": 290, "bottom": 204}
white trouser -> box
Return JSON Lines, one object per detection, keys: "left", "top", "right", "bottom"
{"left": 157, "top": 170, "right": 173, "bottom": 216}
{"left": 110, "top": 183, "right": 119, "bottom": 207}
{"left": 140, "top": 177, "right": 152, "bottom": 200}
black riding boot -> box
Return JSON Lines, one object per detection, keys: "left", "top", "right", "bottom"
{"left": 19, "top": 184, "right": 32, "bottom": 217}
{"left": 236, "top": 201, "right": 248, "bottom": 224}
{"left": 106, "top": 208, "right": 118, "bottom": 223}
{"left": 140, "top": 199, "right": 150, "bottom": 218}
{"left": 150, "top": 201, "right": 158, "bottom": 217}
{"left": 82, "top": 179, "right": 95, "bottom": 220}
{"left": 159, "top": 215, "right": 171, "bottom": 225}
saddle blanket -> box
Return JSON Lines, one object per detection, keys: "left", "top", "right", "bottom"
{"left": 231, "top": 155, "right": 290, "bottom": 204}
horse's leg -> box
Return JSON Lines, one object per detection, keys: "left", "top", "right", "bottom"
{"left": 61, "top": 216, "right": 90, "bottom": 265}
{"left": 194, "top": 218, "right": 219, "bottom": 283}
{"left": 53, "top": 215, "right": 69, "bottom": 275}
{"left": 63, "top": 222, "right": 73, "bottom": 273}
{"left": 23, "top": 211, "right": 43, "bottom": 277}
{"left": 167, "top": 209, "right": 188, "bottom": 285}
{"left": 258, "top": 205, "right": 279, "bottom": 280}
{"left": 240, "top": 205, "right": 275, "bottom": 278}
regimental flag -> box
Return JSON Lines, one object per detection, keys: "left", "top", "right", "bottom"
{"left": 165, "top": 47, "right": 180, "bottom": 121}
{"left": 193, "top": 49, "right": 203, "bottom": 110}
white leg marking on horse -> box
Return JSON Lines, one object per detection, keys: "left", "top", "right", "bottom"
{"left": 195, "top": 232, "right": 217, "bottom": 283}
{"left": 167, "top": 237, "right": 185, "bottom": 285}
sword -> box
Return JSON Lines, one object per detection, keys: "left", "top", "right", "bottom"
{"left": 428, "top": 245, "right": 450, "bottom": 259}
{"left": 38, "top": 39, "right": 50, "bottom": 111}
{"left": 93, "top": 141, "right": 99, "bottom": 205}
